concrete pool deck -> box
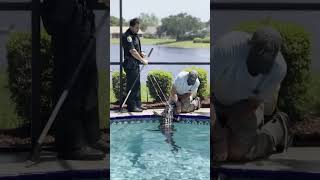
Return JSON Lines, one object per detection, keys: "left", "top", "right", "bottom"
{"left": 110, "top": 108, "right": 210, "bottom": 118}
{"left": 0, "top": 151, "right": 108, "bottom": 178}
{"left": 1, "top": 108, "right": 319, "bottom": 179}
{"left": 214, "top": 147, "right": 320, "bottom": 171}
{"left": 0, "top": 108, "right": 209, "bottom": 178}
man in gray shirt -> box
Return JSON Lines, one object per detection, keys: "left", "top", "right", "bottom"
{"left": 212, "top": 27, "right": 291, "bottom": 162}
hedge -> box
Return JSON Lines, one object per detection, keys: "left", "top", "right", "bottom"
{"left": 6, "top": 32, "right": 53, "bottom": 127}
{"left": 193, "top": 37, "right": 210, "bottom": 43}
{"left": 6, "top": 31, "right": 108, "bottom": 130}
{"left": 146, "top": 70, "right": 173, "bottom": 102}
{"left": 111, "top": 71, "right": 127, "bottom": 102}
{"left": 235, "top": 19, "right": 312, "bottom": 120}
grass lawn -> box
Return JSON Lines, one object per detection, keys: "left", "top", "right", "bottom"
{"left": 157, "top": 40, "right": 210, "bottom": 48}
{"left": 110, "top": 83, "right": 154, "bottom": 103}
{"left": 0, "top": 67, "right": 22, "bottom": 129}
{"left": 111, "top": 38, "right": 209, "bottom": 48}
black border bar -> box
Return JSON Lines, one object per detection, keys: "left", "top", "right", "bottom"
{"left": 210, "top": 2, "right": 320, "bottom": 11}
{"left": 0, "top": 2, "right": 30, "bottom": 10}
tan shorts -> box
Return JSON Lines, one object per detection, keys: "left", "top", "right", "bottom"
{"left": 212, "top": 106, "right": 276, "bottom": 162}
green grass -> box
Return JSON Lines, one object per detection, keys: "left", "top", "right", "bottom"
{"left": 0, "top": 67, "right": 22, "bottom": 129}
{"left": 110, "top": 83, "right": 155, "bottom": 103}
{"left": 111, "top": 38, "right": 209, "bottom": 48}
{"left": 158, "top": 40, "right": 210, "bottom": 48}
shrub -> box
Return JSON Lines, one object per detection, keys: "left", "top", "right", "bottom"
{"left": 111, "top": 71, "right": 127, "bottom": 103}
{"left": 193, "top": 38, "right": 202, "bottom": 43}
{"left": 193, "top": 37, "right": 210, "bottom": 43}
{"left": 6, "top": 31, "right": 53, "bottom": 127}
{"left": 202, "top": 37, "right": 210, "bottom": 43}
{"left": 183, "top": 67, "right": 208, "bottom": 99}
{"left": 146, "top": 70, "right": 173, "bottom": 102}
{"left": 235, "top": 19, "right": 312, "bottom": 120}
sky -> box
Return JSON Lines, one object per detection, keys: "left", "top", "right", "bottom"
{"left": 110, "top": 0, "right": 210, "bottom": 22}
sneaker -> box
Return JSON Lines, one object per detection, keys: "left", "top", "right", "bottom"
{"left": 275, "top": 112, "right": 293, "bottom": 153}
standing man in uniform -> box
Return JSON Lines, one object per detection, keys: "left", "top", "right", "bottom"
{"left": 122, "top": 18, "right": 148, "bottom": 112}
{"left": 212, "top": 27, "right": 291, "bottom": 162}
{"left": 42, "top": 0, "right": 107, "bottom": 160}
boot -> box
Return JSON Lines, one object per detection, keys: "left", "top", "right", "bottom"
{"left": 91, "top": 139, "right": 109, "bottom": 153}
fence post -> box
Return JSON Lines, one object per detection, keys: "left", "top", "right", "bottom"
{"left": 31, "top": 0, "right": 41, "bottom": 146}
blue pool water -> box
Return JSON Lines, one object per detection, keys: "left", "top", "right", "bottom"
{"left": 110, "top": 118, "right": 210, "bottom": 180}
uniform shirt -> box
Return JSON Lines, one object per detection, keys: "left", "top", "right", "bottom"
{"left": 174, "top": 71, "right": 200, "bottom": 96}
{"left": 212, "top": 31, "right": 287, "bottom": 121}
{"left": 122, "top": 28, "right": 141, "bottom": 58}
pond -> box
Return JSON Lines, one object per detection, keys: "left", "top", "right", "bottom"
{"left": 110, "top": 45, "right": 210, "bottom": 82}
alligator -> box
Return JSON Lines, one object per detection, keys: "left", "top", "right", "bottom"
{"left": 153, "top": 103, "right": 181, "bottom": 153}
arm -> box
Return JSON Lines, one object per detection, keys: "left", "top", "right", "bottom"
{"left": 179, "top": 92, "right": 192, "bottom": 100}
{"left": 170, "top": 86, "right": 178, "bottom": 102}
{"left": 140, "top": 51, "right": 146, "bottom": 58}
{"left": 224, "top": 98, "right": 262, "bottom": 121}
{"left": 129, "top": 49, "right": 148, "bottom": 65}
{"left": 171, "top": 84, "right": 192, "bottom": 101}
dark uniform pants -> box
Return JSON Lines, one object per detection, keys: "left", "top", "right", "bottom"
{"left": 124, "top": 66, "right": 141, "bottom": 110}
{"left": 47, "top": 1, "right": 100, "bottom": 152}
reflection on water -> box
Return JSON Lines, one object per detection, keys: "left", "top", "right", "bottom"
{"left": 110, "top": 45, "right": 210, "bottom": 82}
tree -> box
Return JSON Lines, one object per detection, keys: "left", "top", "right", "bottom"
{"left": 138, "top": 13, "right": 159, "bottom": 31}
{"left": 158, "top": 13, "right": 204, "bottom": 41}
{"left": 110, "top": 16, "right": 119, "bottom": 26}
{"left": 110, "top": 16, "right": 128, "bottom": 26}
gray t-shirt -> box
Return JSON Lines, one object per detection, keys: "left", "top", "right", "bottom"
{"left": 212, "top": 31, "right": 287, "bottom": 122}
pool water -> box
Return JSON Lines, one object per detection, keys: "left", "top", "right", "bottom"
{"left": 111, "top": 118, "right": 210, "bottom": 180}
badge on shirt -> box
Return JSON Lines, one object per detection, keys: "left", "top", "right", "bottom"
{"left": 127, "top": 36, "right": 132, "bottom": 42}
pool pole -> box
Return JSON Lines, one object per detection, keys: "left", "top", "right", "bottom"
{"left": 119, "top": 48, "right": 154, "bottom": 112}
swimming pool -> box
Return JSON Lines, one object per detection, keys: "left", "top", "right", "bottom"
{"left": 110, "top": 115, "right": 210, "bottom": 180}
